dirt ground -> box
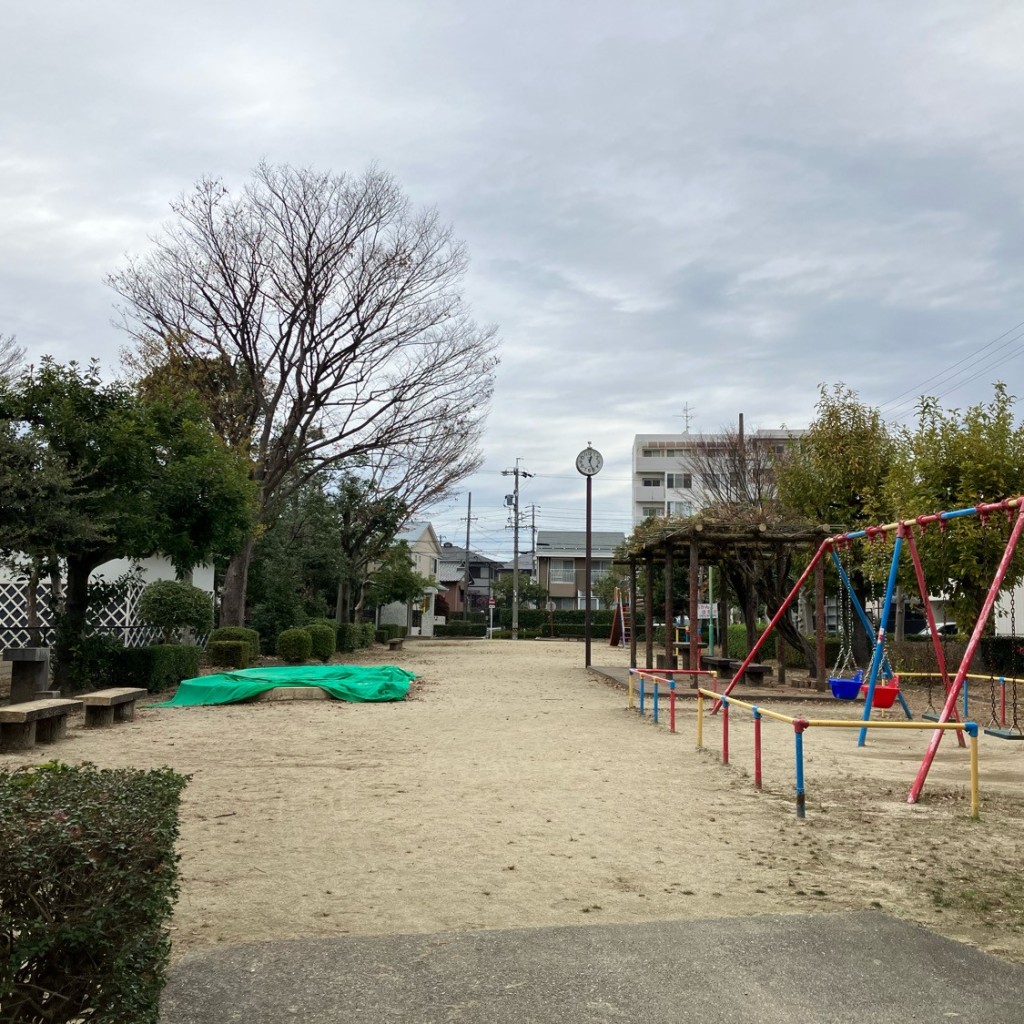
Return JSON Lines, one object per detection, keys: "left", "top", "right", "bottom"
{"left": 3, "top": 640, "right": 1024, "bottom": 965}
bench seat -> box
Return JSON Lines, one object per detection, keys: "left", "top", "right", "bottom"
{"left": 0, "top": 698, "right": 83, "bottom": 752}
{"left": 387, "top": 638, "right": 404, "bottom": 652}
{"left": 80, "top": 687, "right": 148, "bottom": 727}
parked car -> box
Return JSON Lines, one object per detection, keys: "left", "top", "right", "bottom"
{"left": 913, "top": 622, "right": 957, "bottom": 638}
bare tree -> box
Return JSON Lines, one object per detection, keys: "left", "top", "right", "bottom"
{"left": 111, "top": 163, "right": 498, "bottom": 624}
{"left": 0, "top": 333, "right": 25, "bottom": 379}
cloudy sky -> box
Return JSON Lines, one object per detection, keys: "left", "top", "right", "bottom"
{"left": 4, "top": 2, "right": 1024, "bottom": 558}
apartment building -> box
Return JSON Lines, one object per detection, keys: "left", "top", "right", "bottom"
{"left": 632, "top": 429, "right": 801, "bottom": 526}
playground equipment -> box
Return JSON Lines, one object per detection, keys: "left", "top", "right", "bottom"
{"left": 710, "top": 496, "right": 1024, "bottom": 803}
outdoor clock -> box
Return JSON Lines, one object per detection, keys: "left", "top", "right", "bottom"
{"left": 575, "top": 447, "right": 604, "bottom": 476}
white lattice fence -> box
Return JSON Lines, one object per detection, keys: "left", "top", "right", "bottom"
{"left": 0, "top": 578, "right": 162, "bottom": 650}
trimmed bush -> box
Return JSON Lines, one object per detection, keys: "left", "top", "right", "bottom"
{"left": 205, "top": 640, "right": 249, "bottom": 670}
{"left": 376, "top": 623, "right": 407, "bottom": 641}
{"left": 116, "top": 643, "right": 202, "bottom": 693}
{"left": 306, "top": 624, "right": 336, "bottom": 662}
{"left": 276, "top": 627, "right": 312, "bottom": 663}
{"left": 0, "top": 761, "right": 188, "bottom": 1023}
{"left": 208, "top": 626, "right": 261, "bottom": 662}
{"left": 137, "top": 579, "right": 214, "bottom": 643}
{"left": 361, "top": 622, "right": 377, "bottom": 646}
{"left": 305, "top": 617, "right": 339, "bottom": 635}
{"left": 336, "top": 622, "right": 360, "bottom": 653}
{"left": 435, "top": 622, "right": 487, "bottom": 637}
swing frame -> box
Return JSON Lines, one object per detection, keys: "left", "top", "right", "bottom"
{"left": 711, "top": 496, "right": 1024, "bottom": 804}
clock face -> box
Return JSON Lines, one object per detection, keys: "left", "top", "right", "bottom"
{"left": 576, "top": 447, "right": 604, "bottom": 476}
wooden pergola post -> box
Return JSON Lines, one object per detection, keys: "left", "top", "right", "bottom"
{"left": 644, "top": 555, "right": 654, "bottom": 669}
{"left": 628, "top": 559, "right": 638, "bottom": 669}
{"left": 689, "top": 536, "right": 700, "bottom": 678}
{"left": 663, "top": 547, "right": 675, "bottom": 668}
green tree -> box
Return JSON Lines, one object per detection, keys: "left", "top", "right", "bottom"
{"left": 0, "top": 359, "right": 255, "bottom": 690}
{"left": 886, "top": 383, "right": 1024, "bottom": 630}
{"left": 138, "top": 579, "right": 214, "bottom": 643}
{"left": 491, "top": 573, "right": 548, "bottom": 611}
{"left": 363, "top": 542, "right": 434, "bottom": 610}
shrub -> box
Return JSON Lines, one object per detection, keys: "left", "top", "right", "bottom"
{"left": 61, "top": 630, "right": 125, "bottom": 691}
{"left": 137, "top": 580, "right": 214, "bottom": 643}
{"left": 305, "top": 617, "right": 339, "bottom": 635}
{"left": 306, "top": 624, "right": 336, "bottom": 662}
{"left": 361, "top": 622, "right": 377, "bottom": 646}
{"left": 208, "top": 626, "right": 261, "bottom": 662}
{"left": 116, "top": 644, "right": 202, "bottom": 693}
{"left": 276, "top": 628, "right": 312, "bottom": 663}
{"left": 435, "top": 622, "right": 487, "bottom": 637}
{"left": 336, "top": 622, "right": 360, "bottom": 653}
{"left": 0, "top": 761, "right": 188, "bottom": 1023}
{"left": 377, "top": 623, "right": 407, "bottom": 641}
{"left": 205, "top": 640, "right": 249, "bottom": 670}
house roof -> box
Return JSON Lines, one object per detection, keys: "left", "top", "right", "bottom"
{"left": 439, "top": 543, "right": 502, "bottom": 565}
{"left": 396, "top": 521, "right": 440, "bottom": 549}
{"left": 438, "top": 564, "right": 467, "bottom": 584}
{"left": 536, "top": 531, "right": 625, "bottom": 557}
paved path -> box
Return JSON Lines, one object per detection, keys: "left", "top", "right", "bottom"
{"left": 162, "top": 911, "right": 1024, "bottom": 1023}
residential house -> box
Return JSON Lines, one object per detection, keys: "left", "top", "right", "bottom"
{"left": 0, "top": 555, "right": 215, "bottom": 650}
{"left": 377, "top": 522, "right": 442, "bottom": 637}
{"left": 535, "top": 531, "right": 624, "bottom": 610}
{"left": 438, "top": 542, "right": 504, "bottom": 615}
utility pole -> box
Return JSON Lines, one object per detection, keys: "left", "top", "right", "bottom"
{"left": 502, "top": 460, "right": 533, "bottom": 640}
{"left": 462, "top": 492, "right": 472, "bottom": 621}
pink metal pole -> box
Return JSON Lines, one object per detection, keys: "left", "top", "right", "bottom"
{"left": 753, "top": 711, "right": 762, "bottom": 790}
{"left": 713, "top": 537, "right": 832, "bottom": 711}
{"left": 904, "top": 526, "right": 965, "bottom": 747}
{"left": 909, "top": 501, "right": 1024, "bottom": 802}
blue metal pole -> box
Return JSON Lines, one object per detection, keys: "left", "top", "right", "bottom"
{"left": 653, "top": 682, "right": 659, "bottom": 725}
{"left": 639, "top": 677, "right": 645, "bottom": 717}
{"left": 794, "top": 724, "right": 806, "bottom": 818}
{"left": 859, "top": 529, "right": 904, "bottom": 746}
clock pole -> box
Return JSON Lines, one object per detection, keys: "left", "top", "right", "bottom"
{"left": 585, "top": 470, "right": 593, "bottom": 668}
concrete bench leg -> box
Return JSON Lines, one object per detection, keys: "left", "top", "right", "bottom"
{"left": 86, "top": 705, "right": 116, "bottom": 728}
{"left": 114, "top": 701, "right": 137, "bottom": 723}
{"left": 1, "top": 721, "right": 37, "bottom": 752}
{"left": 35, "top": 715, "right": 69, "bottom": 744}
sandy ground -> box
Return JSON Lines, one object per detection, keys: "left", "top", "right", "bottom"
{"left": 3, "top": 640, "right": 1024, "bottom": 965}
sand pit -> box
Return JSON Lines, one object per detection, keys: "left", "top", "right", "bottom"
{"left": 3, "top": 639, "right": 1024, "bottom": 964}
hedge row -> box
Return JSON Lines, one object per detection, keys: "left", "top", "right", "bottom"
{"left": 0, "top": 762, "right": 187, "bottom": 1023}
{"left": 435, "top": 622, "right": 487, "bottom": 637}
{"left": 116, "top": 644, "right": 202, "bottom": 692}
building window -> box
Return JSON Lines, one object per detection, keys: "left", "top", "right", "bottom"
{"left": 666, "top": 473, "right": 691, "bottom": 489}
{"left": 642, "top": 506, "right": 661, "bottom": 518}
{"left": 641, "top": 476, "right": 662, "bottom": 487}
{"left": 667, "top": 501, "right": 693, "bottom": 517}
{"left": 592, "top": 559, "right": 611, "bottom": 581}
{"left": 641, "top": 448, "right": 665, "bottom": 457}
{"left": 549, "top": 560, "right": 575, "bottom": 584}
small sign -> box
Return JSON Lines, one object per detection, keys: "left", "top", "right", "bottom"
{"left": 698, "top": 603, "right": 717, "bottom": 619}
{"left": 488, "top": 597, "right": 495, "bottom": 607}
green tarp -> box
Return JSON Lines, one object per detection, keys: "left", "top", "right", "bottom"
{"left": 150, "top": 665, "right": 415, "bottom": 707}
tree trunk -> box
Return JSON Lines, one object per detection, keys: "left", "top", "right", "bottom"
{"left": 219, "top": 536, "right": 255, "bottom": 626}
{"left": 52, "top": 555, "right": 97, "bottom": 694}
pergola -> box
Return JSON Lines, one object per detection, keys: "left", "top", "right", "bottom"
{"left": 620, "top": 515, "right": 839, "bottom": 682}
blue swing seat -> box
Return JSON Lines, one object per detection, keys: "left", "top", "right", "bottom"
{"left": 829, "top": 669, "right": 864, "bottom": 701}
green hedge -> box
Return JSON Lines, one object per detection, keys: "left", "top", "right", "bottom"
{"left": 208, "top": 626, "right": 261, "bottom": 662}
{"left": 336, "top": 622, "right": 361, "bottom": 652}
{"left": 498, "top": 608, "right": 615, "bottom": 630}
{"left": 0, "top": 762, "right": 188, "bottom": 1023}
{"left": 376, "top": 623, "right": 407, "bottom": 641}
{"left": 205, "top": 640, "right": 249, "bottom": 670}
{"left": 115, "top": 644, "right": 202, "bottom": 693}
{"left": 435, "top": 622, "right": 487, "bottom": 637}
{"left": 306, "top": 624, "right": 336, "bottom": 662}
{"left": 361, "top": 622, "right": 376, "bottom": 646}
{"left": 276, "top": 628, "right": 311, "bottom": 663}
{"left": 978, "top": 636, "right": 1024, "bottom": 676}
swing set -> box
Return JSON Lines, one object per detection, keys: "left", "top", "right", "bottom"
{"left": 712, "top": 496, "right": 1024, "bottom": 803}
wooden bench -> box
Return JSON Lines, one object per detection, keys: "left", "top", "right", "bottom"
{"left": 741, "top": 663, "right": 774, "bottom": 686}
{"left": 80, "top": 687, "right": 148, "bottom": 728}
{"left": 0, "top": 698, "right": 83, "bottom": 752}
{"left": 701, "top": 655, "right": 736, "bottom": 674}
{"left": 387, "top": 638, "right": 404, "bottom": 652}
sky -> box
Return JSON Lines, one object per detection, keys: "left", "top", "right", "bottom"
{"left": 4, "top": 2, "right": 1024, "bottom": 559}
